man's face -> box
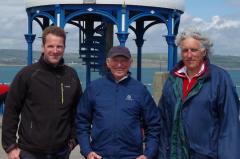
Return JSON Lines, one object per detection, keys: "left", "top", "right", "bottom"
{"left": 42, "top": 33, "right": 65, "bottom": 65}
{"left": 180, "top": 37, "right": 206, "bottom": 73}
{"left": 106, "top": 55, "right": 132, "bottom": 81}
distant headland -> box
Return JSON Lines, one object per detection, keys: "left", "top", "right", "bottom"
{"left": 0, "top": 49, "right": 240, "bottom": 69}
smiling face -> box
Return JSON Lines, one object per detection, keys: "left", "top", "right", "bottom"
{"left": 42, "top": 33, "right": 65, "bottom": 65}
{"left": 106, "top": 55, "right": 132, "bottom": 81}
{"left": 180, "top": 37, "right": 206, "bottom": 76}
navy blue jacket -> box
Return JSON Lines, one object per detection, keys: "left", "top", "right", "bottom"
{"left": 76, "top": 73, "right": 160, "bottom": 159}
{"left": 158, "top": 61, "right": 240, "bottom": 159}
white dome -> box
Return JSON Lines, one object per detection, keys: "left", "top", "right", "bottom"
{"left": 25, "top": 0, "right": 184, "bottom": 12}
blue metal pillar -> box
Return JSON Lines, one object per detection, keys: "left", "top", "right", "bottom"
{"left": 165, "top": 13, "right": 177, "bottom": 71}
{"left": 135, "top": 21, "right": 145, "bottom": 81}
{"left": 116, "top": 32, "right": 129, "bottom": 46}
{"left": 55, "top": 4, "right": 65, "bottom": 28}
{"left": 165, "top": 35, "right": 176, "bottom": 70}
{"left": 116, "top": 4, "right": 129, "bottom": 46}
{"left": 24, "top": 34, "right": 36, "bottom": 65}
{"left": 25, "top": 12, "right": 36, "bottom": 65}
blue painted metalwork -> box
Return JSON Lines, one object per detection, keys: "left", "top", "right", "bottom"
{"left": 31, "top": 12, "right": 56, "bottom": 25}
{"left": 128, "top": 11, "right": 167, "bottom": 25}
{"left": 116, "top": 32, "right": 129, "bottom": 46}
{"left": 165, "top": 12, "right": 181, "bottom": 70}
{"left": 165, "top": 35, "right": 176, "bottom": 70}
{"left": 65, "top": 10, "right": 118, "bottom": 25}
{"left": 25, "top": 3, "right": 183, "bottom": 86}
{"left": 24, "top": 34, "right": 36, "bottom": 65}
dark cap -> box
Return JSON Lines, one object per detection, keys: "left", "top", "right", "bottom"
{"left": 107, "top": 46, "right": 131, "bottom": 59}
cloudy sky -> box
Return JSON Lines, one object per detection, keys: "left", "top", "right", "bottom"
{"left": 0, "top": 0, "right": 240, "bottom": 56}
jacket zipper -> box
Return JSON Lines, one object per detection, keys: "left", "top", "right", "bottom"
{"left": 61, "top": 82, "right": 64, "bottom": 104}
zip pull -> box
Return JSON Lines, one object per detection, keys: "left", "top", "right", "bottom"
{"left": 61, "top": 83, "right": 64, "bottom": 104}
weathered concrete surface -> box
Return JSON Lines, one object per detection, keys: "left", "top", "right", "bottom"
{"left": 152, "top": 71, "right": 169, "bottom": 104}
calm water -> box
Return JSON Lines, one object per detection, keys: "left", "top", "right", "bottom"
{"left": 0, "top": 65, "right": 240, "bottom": 96}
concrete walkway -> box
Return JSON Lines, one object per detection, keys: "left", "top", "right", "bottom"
{"left": 0, "top": 116, "right": 85, "bottom": 159}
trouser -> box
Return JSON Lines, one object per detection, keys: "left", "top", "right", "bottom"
{"left": 20, "top": 148, "right": 70, "bottom": 159}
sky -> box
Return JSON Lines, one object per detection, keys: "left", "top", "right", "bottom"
{"left": 0, "top": 0, "right": 240, "bottom": 56}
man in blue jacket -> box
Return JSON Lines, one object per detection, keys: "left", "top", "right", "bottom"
{"left": 76, "top": 46, "right": 160, "bottom": 159}
{"left": 158, "top": 28, "right": 240, "bottom": 159}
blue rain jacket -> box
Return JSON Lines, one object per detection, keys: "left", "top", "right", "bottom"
{"left": 76, "top": 73, "right": 160, "bottom": 159}
{"left": 158, "top": 61, "right": 240, "bottom": 159}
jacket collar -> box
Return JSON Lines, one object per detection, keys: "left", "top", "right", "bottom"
{"left": 39, "top": 54, "right": 65, "bottom": 73}
{"left": 171, "top": 58, "right": 211, "bottom": 80}
{"left": 175, "top": 63, "right": 206, "bottom": 80}
{"left": 106, "top": 71, "right": 131, "bottom": 84}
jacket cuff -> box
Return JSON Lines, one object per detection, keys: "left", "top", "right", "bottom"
{"left": 5, "top": 144, "right": 18, "bottom": 153}
{"left": 82, "top": 149, "right": 93, "bottom": 158}
{"left": 144, "top": 147, "right": 158, "bottom": 159}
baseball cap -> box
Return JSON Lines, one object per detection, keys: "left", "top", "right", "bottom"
{"left": 107, "top": 46, "right": 131, "bottom": 59}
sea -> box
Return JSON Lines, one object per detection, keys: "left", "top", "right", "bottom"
{"left": 0, "top": 65, "right": 240, "bottom": 96}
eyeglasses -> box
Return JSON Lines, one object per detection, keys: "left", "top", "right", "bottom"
{"left": 181, "top": 48, "right": 202, "bottom": 54}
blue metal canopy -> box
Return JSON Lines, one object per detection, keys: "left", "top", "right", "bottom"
{"left": 25, "top": 1, "right": 184, "bottom": 86}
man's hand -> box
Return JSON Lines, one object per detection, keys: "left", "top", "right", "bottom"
{"left": 7, "top": 148, "right": 20, "bottom": 159}
{"left": 136, "top": 155, "right": 148, "bottom": 159}
{"left": 87, "top": 151, "right": 102, "bottom": 159}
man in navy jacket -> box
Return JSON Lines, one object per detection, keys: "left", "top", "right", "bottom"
{"left": 76, "top": 46, "right": 160, "bottom": 159}
{"left": 158, "top": 28, "right": 240, "bottom": 159}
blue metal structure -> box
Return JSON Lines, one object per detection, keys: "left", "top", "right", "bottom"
{"left": 25, "top": 2, "right": 184, "bottom": 86}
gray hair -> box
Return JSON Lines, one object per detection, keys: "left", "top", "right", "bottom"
{"left": 176, "top": 28, "right": 213, "bottom": 55}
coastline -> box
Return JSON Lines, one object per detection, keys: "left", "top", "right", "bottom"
{"left": 1, "top": 63, "right": 239, "bottom": 70}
